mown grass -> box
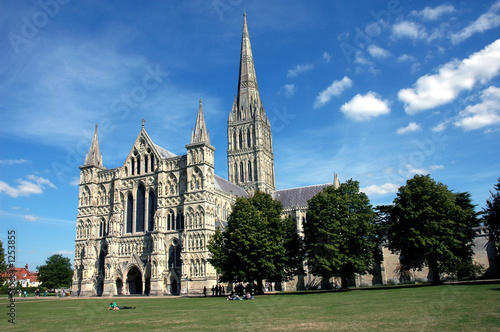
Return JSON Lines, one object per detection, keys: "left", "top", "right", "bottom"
{"left": 2, "top": 284, "right": 500, "bottom": 331}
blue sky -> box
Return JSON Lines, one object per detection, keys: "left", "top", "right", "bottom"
{"left": 1, "top": 0, "right": 499, "bottom": 271}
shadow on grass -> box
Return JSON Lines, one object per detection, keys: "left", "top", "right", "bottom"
{"left": 270, "top": 279, "right": 500, "bottom": 296}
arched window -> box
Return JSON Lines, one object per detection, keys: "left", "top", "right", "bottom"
{"left": 234, "top": 163, "right": 238, "bottom": 183}
{"left": 148, "top": 190, "right": 156, "bottom": 231}
{"left": 136, "top": 184, "right": 145, "bottom": 232}
{"left": 239, "top": 131, "right": 243, "bottom": 149}
{"left": 247, "top": 130, "right": 251, "bottom": 148}
{"left": 131, "top": 158, "right": 135, "bottom": 176}
{"left": 126, "top": 194, "right": 133, "bottom": 233}
{"left": 150, "top": 154, "right": 154, "bottom": 172}
{"left": 99, "top": 221, "right": 103, "bottom": 237}
{"left": 137, "top": 156, "right": 141, "bottom": 175}
{"left": 233, "top": 132, "right": 237, "bottom": 150}
{"left": 240, "top": 162, "right": 244, "bottom": 182}
{"left": 144, "top": 155, "right": 149, "bottom": 174}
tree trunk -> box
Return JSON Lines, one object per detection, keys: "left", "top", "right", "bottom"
{"left": 256, "top": 279, "right": 264, "bottom": 295}
{"left": 341, "top": 275, "right": 349, "bottom": 290}
{"left": 429, "top": 260, "right": 441, "bottom": 285}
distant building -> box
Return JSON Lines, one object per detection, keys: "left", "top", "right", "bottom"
{"left": 1, "top": 264, "right": 40, "bottom": 287}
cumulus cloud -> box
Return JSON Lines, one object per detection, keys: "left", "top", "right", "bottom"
{"left": 392, "top": 21, "right": 427, "bottom": 40}
{"left": 287, "top": 64, "right": 314, "bottom": 78}
{"left": 412, "top": 4, "right": 456, "bottom": 21}
{"left": 451, "top": 0, "right": 500, "bottom": 44}
{"left": 430, "top": 165, "right": 445, "bottom": 171}
{"left": 398, "top": 54, "right": 416, "bottom": 63}
{"left": 0, "top": 175, "right": 56, "bottom": 198}
{"left": 314, "top": 76, "right": 353, "bottom": 108}
{"left": 367, "top": 44, "right": 390, "bottom": 58}
{"left": 398, "top": 39, "right": 500, "bottom": 114}
{"left": 340, "top": 92, "right": 390, "bottom": 121}
{"left": 454, "top": 86, "right": 500, "bottom": 130}
{"left": 281, "top": 84, "right": 296, "bottom": 97}
{"left": 397, "top": 122, "right": 421, "bottom": 134}
{"left": 361, "top": 183, "right": 400, "bottom": 196}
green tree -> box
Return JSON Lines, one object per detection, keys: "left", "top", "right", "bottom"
{"left": 304, "top": 179, "right": 379, "bottom": 289}
{"left": 387, "top": 175, "right": 478, "bottom": 284}
{"left": 0, "top": 241, "right": 7, "bottom": 284}
{"left": 483, "top": 178, "right": 500, "bottom": 251}
{"left": 36, "top": 254, "right": 73, "bottom": 289}
{"left": 208, "top": 191, "right": 303, "bottom": 293}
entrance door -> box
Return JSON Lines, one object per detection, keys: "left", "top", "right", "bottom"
{"left": 127, "top": 267, "right": 143, "bottom": 294}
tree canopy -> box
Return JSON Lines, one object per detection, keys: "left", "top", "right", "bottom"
{"left": 208, "top": 191, "right": 302, "bottom": 293}
{"left": 387, "top": 174, "right": 479, "bottom": 283}
{"left": 304, "top": 179, "right": 380, "bottom": 289}
{"left": 36, "top": 254, "right": 73, "bottom": 289}
{"left": 483, "top": 178, "right": 500, "bottom": 251}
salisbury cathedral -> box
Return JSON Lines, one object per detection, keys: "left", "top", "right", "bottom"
{"left": 72, "top": 14, "right": 494, "bottom": 296}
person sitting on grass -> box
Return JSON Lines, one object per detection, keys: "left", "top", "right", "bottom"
{"left": 226, "top": 291, "right": 242, "bottom": 301}
{"left": 243, "top": 292, "right": 254, "bottom": 300}
{"left": 108, "top": 302, "right": 119, "bottom": 310}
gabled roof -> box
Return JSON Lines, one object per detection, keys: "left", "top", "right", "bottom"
{"left": 214, "top": 175, "right": 248, "bottom": 198}
{"left": 154, "top": 144, "right": 177, "bottom": 159}
{"left": 273, "top": 183, "right": 332, "bottom": 208}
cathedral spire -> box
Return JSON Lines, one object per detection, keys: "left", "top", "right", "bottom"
{"left": 237, "top": 12, "right": 262, "bottom": 115}
{"left": 191, "top": 99, "right": 210, "bottom": 145}
{"left": 84, "top": 124, "right": 103, "bottom": 167}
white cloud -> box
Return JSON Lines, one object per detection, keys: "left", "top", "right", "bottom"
{"left": 398, "top": 54, "right": 416, "bottom": 63}
{"left": 430, "top": 165, "right": 445, "bottom": 171}
{"left": 432, "top": 121, "right": 449, "bottom": 132}
{"left": 361, "top": 183, "right": 400, "bottom": 196}
{"left": 340, "top": 92, "right": 390, "bottom": 121}
{"left": 451, "top": 0, "right": 500, "bottom": 44}
{"left": 397, "top": 122, "right": 421, "bottom": 134}
{"left": 454, "top": 86, "right": 500, "bottom": 130}
{"left": 314, "top": 76, "right": 353, "bottom": 108}
{"left": 367, "top": 44, "right": 390, "bottom": 58}
{"left": 0, "top": 175, "right": 56, "bottom": 198}
{"left": 52, "top": 250, "right": 74, "bottom": 256}
{"left": 323, "top": 52, "right": 331, "bottom": 63}
{"left": 287, "top": 63, "right": 314, "bottom": 78}
{"left": 24, "top": 214, "right": 39, "bottom": 222}
{"left": 412, "top": 4, "right": 455, "bottom": 21}
{"left": 398, "top": 39, "right": 500, "bottom": 114}
{"left": 0, "top": 159, "right": 31, "bottom": 165}
{"left": 391, "top": 21, "right": 427, "bottom": 40}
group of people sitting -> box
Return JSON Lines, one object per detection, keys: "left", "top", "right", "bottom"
{"left": 226, "top": 291, "right": 254, "bottom": 301}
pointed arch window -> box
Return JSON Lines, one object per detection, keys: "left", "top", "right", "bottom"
{"left": 137, "top": 156, "right": 141, "bottom": 175}
{"left": 233, "top": 132, "right": 237, "bottom": 150}
{"left": 150, "top": 154, "right": 155, "bottom": 172}
{"left": 240, "top": 162, "right": 244, "bottom": 182}
{"left": 131, "top": 158, "right": 135, "bottom": 176}
{"left": 234, "top": 163, "right": 238, "bottom": 183}
{"left": 126, "top": 194, "right": 133, "bottom": 233}
{"left": 247, "top": 130, "right": 251, "bottom": 148}
{"left": 145, "top": 155, "right": 149, "bottom": 174}
{"left": 148, "top": 189, "right": 156, "bottom": 231}
{"left": 239, "top": 131, "right": 243, "bottom": 149}
{"left": 248, "top": 161, "right": 253, "bottom": 181}
{"left": 136, "top": 184, "right": 145, "bottom": 232}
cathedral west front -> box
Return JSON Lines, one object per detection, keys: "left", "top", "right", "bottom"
{"left": 71, "top": 14, "right": 497, "bottom": 296}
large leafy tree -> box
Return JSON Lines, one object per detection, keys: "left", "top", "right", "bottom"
{"left": 304, "top": 179, "right": 379, "bottom": 289}
{"left": 208, "top": 191, "right": 302, "bottom": 293}
{"left": 387, "top": 175, "right": 478, "bottom": 284}
{"left": 483, "top": 178, "right": 500, "bottom": 251}
{"left": 37, "top": 254, "right": 73, "bottom": 289}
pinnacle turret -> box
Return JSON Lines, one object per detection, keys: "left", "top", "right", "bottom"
{"left": 191, "top": 99, "right": 210, "bottom": 145}
{"left": 84, "top": 124, "right": 103, "bottom": 167}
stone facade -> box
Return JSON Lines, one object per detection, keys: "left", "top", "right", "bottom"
{"left": 72, "top": 14, "right": 497, "bottom": 296}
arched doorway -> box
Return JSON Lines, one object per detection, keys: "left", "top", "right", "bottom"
{"left": 116, "top": 278, "right": 123, "bottom": 295}
{"left": 127, "top": 267, "right": 142, "bottom": 295}
{"left": 170, "top": 279, "right": 178, "bottom": 295}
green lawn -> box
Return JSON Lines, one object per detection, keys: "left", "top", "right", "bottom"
{"left": 2, "top": 284, "right": 500, "bottom": 331}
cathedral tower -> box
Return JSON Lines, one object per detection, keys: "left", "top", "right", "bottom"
{"left": 227, "top": 13, "right": 275, "bottom": 195}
